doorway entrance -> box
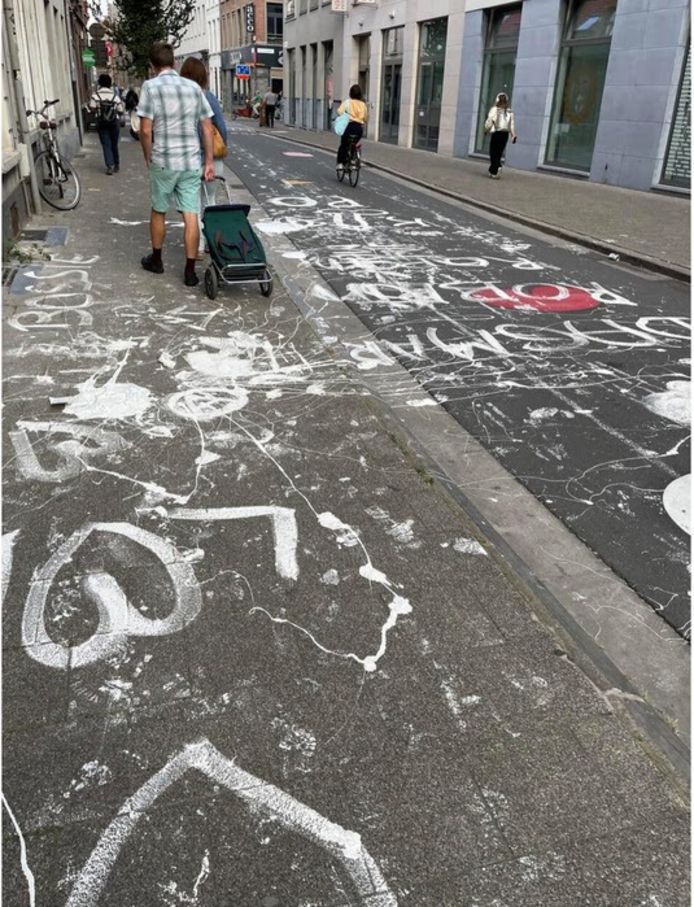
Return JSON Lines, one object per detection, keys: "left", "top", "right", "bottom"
{"left": 380, "top": 25, "right": 404, "bottom": 145}
{"left": 380, "top": 63, "right": 402, "bottom": 144}
{"left": 414, "top": 17, "right": 448, "bottom": 151}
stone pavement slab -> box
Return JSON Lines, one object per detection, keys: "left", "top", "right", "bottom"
{"left": 257, "top": 122, "right": 690, "bottom": 278}
{"left": 1, "top": 133, "right": 689, "bottom": 906}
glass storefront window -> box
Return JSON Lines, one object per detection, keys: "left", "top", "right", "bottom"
{"left": 414, "top": 17, "right": 448, "bottom": 151}
{"left": 384, "top": 25, "right": 404, "bottom": 58}
{"left": 475, "top": 5, "right": 522, "bottom": 153}
{"left": 546, "top": 0, "right": 616, "bottom": 171}
{"left": 662, "top": 45, "right": 691, "bottom": 188}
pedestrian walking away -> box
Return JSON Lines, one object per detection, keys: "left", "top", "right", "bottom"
{"left": 264, "top": 88, "right": 278, "bottom": 128}
{"left": 90, "top": 73, "right": 124, "bottom": 175}
{"left": 336, "top": 84, "right": 368, "bottom": 174}
{"left": 180, "top": 56, "right": 229, "bottom": 255}
{"left": 124, "top": 87, "right": 139, "bottom": 113}
{"left": 136, "top": 41, "right": 215, "bottom": 287}
{"left": 485, "top": 92, "right": 517, "bottom": 179}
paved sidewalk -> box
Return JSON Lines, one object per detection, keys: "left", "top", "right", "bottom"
{"left": 2, "top": 134, "right": 690, "bottom": 905}
{"left": 257, "top": 123, "right": 690, "bottom": 279}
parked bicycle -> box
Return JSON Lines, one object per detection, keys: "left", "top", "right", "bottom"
{"left": 26, "top": 99, "right": 81, "bottom": 210}
{"left": 337, "top": 135, "right": 361, "bottom": 187}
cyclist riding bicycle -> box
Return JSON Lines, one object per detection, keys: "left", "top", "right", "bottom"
{"left": 336, "top": 84, "right": 368, "bottom": 176}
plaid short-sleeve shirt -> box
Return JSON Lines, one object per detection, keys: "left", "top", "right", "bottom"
{"left": 137, "top": 69, "right": 213, "bottom": 171}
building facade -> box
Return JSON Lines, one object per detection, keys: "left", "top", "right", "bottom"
{"left": 220, "top": 0, "right": 284, "bottom": 111}
{"left": 3, "top": 0, "right": 83, "bottom": 244}
{"left": 283, "top": 0, "right": 464, "bottom": 151}
{"left": 455, "top": 0, "right": 690, "bottom": 191}
{"left": 284, "top": 0, "right": 690, "bottom": 192}
{"left": 174, "top": 1, "right": 224, "bottom": 96}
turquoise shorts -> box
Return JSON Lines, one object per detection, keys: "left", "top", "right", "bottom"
{"left": 149, "top": 164, "right": 201, "bottom": 213}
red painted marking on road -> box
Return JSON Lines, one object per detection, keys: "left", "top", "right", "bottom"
{"left": 470, "top": 284, "right": 602, "bottom": 313}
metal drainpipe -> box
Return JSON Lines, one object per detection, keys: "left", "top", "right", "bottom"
{"left": 3, "top": 0, "right": 42, "bottom": 215}
{"left": 64, "top": 0, "right": 85, "bottom": 144}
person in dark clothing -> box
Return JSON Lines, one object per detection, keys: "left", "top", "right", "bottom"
{"left": 89, "top": 73, "right": 124, "bottom": 175}
{"left": 264, "top": 89, "right": 278, "bottom": 128}
{"left": 125, "top": 88, "right": 139, "bottom": 112}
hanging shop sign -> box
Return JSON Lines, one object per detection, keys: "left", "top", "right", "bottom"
{"left": 245, "top": 3, "right": 255, "bottom": 34}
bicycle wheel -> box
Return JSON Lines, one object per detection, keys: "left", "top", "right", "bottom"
{"left": 35, "top": 150, "right": 81, "bottom": 210}
{"left": 348, "top": 153, "right": 360, "bottom": 187}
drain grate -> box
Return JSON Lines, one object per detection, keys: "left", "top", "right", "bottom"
{"left": 21, "top": 229, "right": 48, "bottom": 242}
{"left": 18, "top": 226, "right": 68, "bottom": 246}
{"left": 2, "top": 266, "right": 19, "bottom": 287}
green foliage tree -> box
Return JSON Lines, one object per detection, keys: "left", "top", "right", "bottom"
{"left": 93, "top": 0, "right": 196, "bottom": 79}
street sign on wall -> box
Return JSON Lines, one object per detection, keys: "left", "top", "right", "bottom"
{"left": 81, "top": 48, "right": 95, "bottom": 67}
{"left": 237, "top": 64, "right": 251, "bottom": 79}
{"left": 331, "top": 0, "right": 347, "bottom": 11}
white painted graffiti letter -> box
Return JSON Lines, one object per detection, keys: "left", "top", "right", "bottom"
{"left": 169, "top": 506, "right": 299, "bottom": 581}
{"left": 66, "top": 738, "right": 397, "bottom": 907}
{"left": 10, "top": 421, "right": 129, "bottom": 483}
{"left": 22, "top": 523, "right": 202, "bottom": 670}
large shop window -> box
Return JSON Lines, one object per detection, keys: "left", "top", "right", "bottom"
{"left": 414, "top": 17, "right": 448, "bottom": 151}
{"left": 475, "top": 5, "right": 522, "bottom": 154}
{"left": 662, "top": 44, "right": 690, "bottom": 189}
{"left": 546, "top": 0, "right": 616, "bottom": 171}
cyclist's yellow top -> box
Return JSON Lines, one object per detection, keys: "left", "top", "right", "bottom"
{"left": 338, "top": 99, "right": 369, "bottom": 125}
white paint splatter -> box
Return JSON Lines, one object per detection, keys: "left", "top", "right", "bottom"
{"left": 2, "top": 793, "right": 35, "bottom": 907}
{"left": 643, "top": 380, "right": 690, "bottom": 426}
{"left": 527, "top": 407, "right": 559, "bottom": 426}
{"left": 318, "top": 511, "right": 361, "bottom": 548}
{"left": 453, "top": 538, "right": 488, "bottom": 556}
{"left": 273, "top": 718, "right": 317, "bottom": 774}
{"left": 663, "top": 474, "right": 690, "bottom": 535}
{"left": 65, "top": 381, "right": 153, "bottom": 420}
{"left": 321, "top": 569, "right": 340, "bottom": 586}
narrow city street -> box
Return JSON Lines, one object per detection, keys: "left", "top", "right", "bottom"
{"left": 231, "top": 122, "right": 691, "bottom": 639}
{"left": 1, "top": 124, "right": 690, "bottom": 906}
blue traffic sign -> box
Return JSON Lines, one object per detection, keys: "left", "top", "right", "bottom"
{"left": 236, "top": 64, "right": 251, "bottom": 78}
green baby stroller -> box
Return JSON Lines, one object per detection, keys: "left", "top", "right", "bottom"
{"left": 202, "top": 179, "right": 273, "bottom": 300}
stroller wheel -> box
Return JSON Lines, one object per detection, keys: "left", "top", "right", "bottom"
{"left": 204, "top": 265, "right": 218, "bottom": 300}
{"left": 259, "top": 268, "right": 273, "bottom": 298}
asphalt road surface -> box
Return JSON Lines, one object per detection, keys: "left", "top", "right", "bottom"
{"left": 2, "top": 132, "right": 690, "bottom": 907}
{"left": 230, "top": 123, "right": 691, "bottom": 639}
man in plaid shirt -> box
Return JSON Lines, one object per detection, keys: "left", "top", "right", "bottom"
{"left": 137, "top": 42, "right": 215, "bottom": 286}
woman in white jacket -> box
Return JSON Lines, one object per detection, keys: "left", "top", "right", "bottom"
{"left": 485, "top": 92, "right": 516, "bottom": 179}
